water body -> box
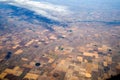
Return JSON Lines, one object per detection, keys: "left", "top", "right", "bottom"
{"left": 4, "top": 52, "right": 12, "bottom": 60}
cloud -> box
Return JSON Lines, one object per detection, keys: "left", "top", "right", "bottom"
{"left": 0, "top": 0, "right": 70, "bottom": 21}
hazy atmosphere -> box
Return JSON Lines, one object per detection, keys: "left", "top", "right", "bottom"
{"left": 0, "top": 0, "right": 120, "bottom": 80}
